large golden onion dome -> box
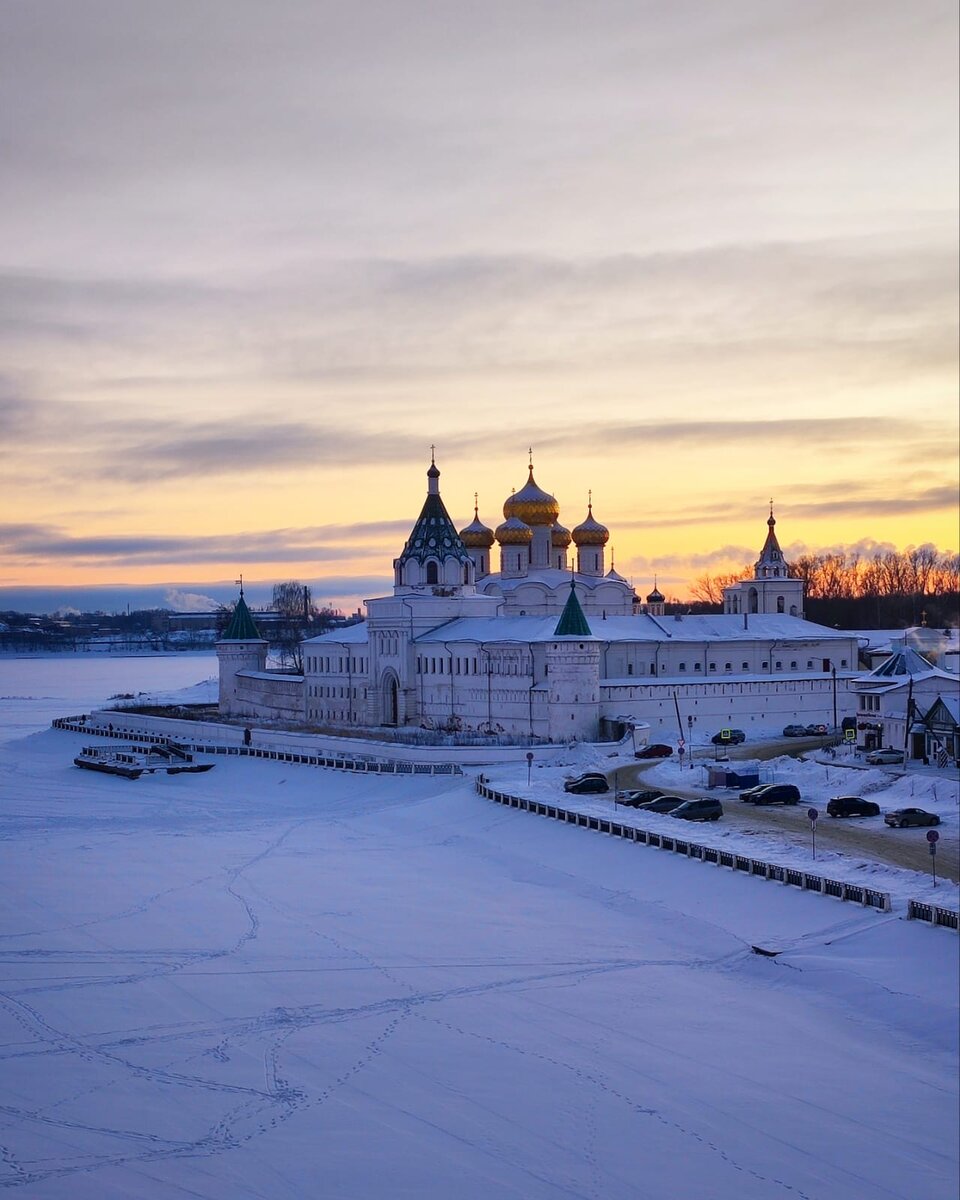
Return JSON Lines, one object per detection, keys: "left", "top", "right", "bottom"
{"left": 459, "top": 496, "right": 495, "bottom": 548}
{"left": 551, "top": 521, "right": 571, "bottom": 548}
{"left": 572, "top": 500, "right": 609, "bottom": 546}
{"left": 495, "top": 516, "right": 534, "bottom": 545}
{"left": 503, "top": 465, "right": 560, "bottom": 527}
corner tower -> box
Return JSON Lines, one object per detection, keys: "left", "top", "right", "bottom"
{"left": 217, "top": 583, "right": 268, "bottom": 714}
{"left": 546, "top": 579, "right": 601, "bottom": 742}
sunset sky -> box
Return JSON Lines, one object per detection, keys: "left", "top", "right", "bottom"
{"left": 1, "top": 1, "right": 957, "bottom": 615}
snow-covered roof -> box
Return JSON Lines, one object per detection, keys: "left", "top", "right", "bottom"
{"left": 414, "top": 612, "right": 856, "bottom": 646}
{"left": 304, "top": 622, "right": 370, "bottom": 646}
{"left": 929, "top": 693, "right": 960, "bottom": 724}
{"left": 868, "top": 646, "right": 937, "bottom": 678}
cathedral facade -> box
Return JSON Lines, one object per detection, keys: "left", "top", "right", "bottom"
{"left": 218, "top": 457, "right": 860, "bottom": 742}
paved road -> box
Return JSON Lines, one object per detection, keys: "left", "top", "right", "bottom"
{"left": 614, "top": 738, "right": 959, "bottom": 884}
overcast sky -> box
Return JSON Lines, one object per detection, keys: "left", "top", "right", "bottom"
{"left": 1, "top": 0, "right": 957, "bottom": 613}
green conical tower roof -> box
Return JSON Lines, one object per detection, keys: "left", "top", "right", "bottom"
{"left": 554, "top": 579, "right": 592, "bottom": 637}
{"left": 221, "top": 591, "right": 263, "bottom": 640}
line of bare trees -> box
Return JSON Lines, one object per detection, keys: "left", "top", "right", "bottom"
{"left": 689, "top": 545, "right": 959, "bottom": 628}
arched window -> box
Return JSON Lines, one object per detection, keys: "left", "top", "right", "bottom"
{"left": 426, "top": 561, "right": 439, "bottom": 585}
{"left": 776, "top": 595, "right": 785, "bottom": 613}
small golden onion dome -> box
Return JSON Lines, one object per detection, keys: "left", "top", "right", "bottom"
{"left": 459, "top": 500, "right": 495, "bottom": 548}
{"left": 495, "top": 516, "right": 534, "bottom": 545}
{"left": 646, "top": 584, "right": 665, "bottom": 603}
{"left": 503, "top": 467, "right": 560, "bottom": 526}
{"left": 572, "top": 502, "right": 609, "bottom": 546}
{"left": 551, "top": 521, "right": 571, "bottom": 548}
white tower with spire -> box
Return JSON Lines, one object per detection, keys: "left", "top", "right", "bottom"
{"left": 723, "top": 504, "right": 805, "bottom": 617}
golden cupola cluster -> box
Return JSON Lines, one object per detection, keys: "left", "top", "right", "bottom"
{"left": 572, "top": 498, "right": 609, "bottom": 546}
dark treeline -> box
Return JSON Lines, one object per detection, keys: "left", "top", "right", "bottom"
{"left": 688, "top": 546, "right": 960, "bottom": 629}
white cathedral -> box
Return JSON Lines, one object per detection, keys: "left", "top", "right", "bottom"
{"left": 217, "top": 456, "right": 859, "bottom": 742}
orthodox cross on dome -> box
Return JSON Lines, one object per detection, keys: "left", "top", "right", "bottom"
{"left": 430, "top": 444, "right": 436, "bottom": 465}
{"left": 235, "top": 573, "right": 244, "bottom": 598}
{"left": 474, "top": 491, "right": 479, "bottom": 516}
{"left": 528, "top": 446, "right": 533, "bottom": 469}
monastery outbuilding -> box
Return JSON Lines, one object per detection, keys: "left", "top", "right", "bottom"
{"left": 218, "top": 456, "right": 861, "bottom": 743}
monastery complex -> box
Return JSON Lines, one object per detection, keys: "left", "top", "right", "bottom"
{"left": 217, "top": 456, "right": 864, "bottom": 744}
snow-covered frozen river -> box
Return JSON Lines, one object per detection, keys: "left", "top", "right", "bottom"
{"left": 0, "top": 657, "right": 957, "bottom": 1198}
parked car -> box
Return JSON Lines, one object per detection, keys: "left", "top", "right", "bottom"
{"left": 827, "top": 796, "right": 881, "bottom": 818}
{"left": 782, "top": 724, "right": 807, "bottom": 737}
{"left": 866, "top": 748, "right": 904, "bottom": 766}
{"left": 635, "top": 743, "right": 672, "bottom": 759}
{"left": 564, "top": 773, "right": 610, "bottom": 794}
{"left": 884, "top": 808, "right": 940, "bottom": 828}
{"left": 804, "top": 723, "right": 828, "bottom": 736}
{"left": 739, "top": 783, "right": 771, "bottom": 801}
{"left": 711, "top": 729, "right": 746, "bottom": 745}
{"left": 635, "top": 796, "right": 686, "bottom": 813}
{"left": 742, "top": 784, "right": 801, "bottom": 806}
{"left": 618, "top": 789, "right": 664, "bottom": 807}
{"left": 670, "top": 798, "right": 723, "bottom": 821}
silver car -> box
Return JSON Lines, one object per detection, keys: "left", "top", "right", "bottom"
{"left": 865, "top": 748, "right": 904, "bottom": 765}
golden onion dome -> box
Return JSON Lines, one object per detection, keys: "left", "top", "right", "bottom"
{"left": 503, "top": 466, "right": 559, "bottom": 526}
{"left": 551, "top": 521, "right": 571, "bottom": 548}
{"left": 646, "top": 584, "right": 665, "bottom": 603}
{"left": 572, "top": 501, "right": 609, "bottom": 546}
{"left": 495, "top": 516, "right": 534, "bottom": 545}
{"left": 459, "top": 497, "right": 495, "bottom": 548}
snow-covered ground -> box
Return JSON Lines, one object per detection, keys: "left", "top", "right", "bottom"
{"left": 0, "top": 657, "right": 957, "bottom": 1199}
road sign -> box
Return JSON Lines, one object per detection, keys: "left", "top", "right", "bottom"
{"left": 926, "top": 829, "right": 939, "bottom": 843}
{"left": 844, "top": 728, "right": 856, "bottom": 742}
{"left": 807, "top": 807, "right": 819, "bottom": 821}
{"left": 678, "top": 738, "right": 685, "bottom": 750}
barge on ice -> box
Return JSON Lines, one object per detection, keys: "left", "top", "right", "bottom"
{"left": 74, "top": 741, "right": 215, "bottom": 780}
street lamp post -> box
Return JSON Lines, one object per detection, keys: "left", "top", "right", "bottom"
{"left": 687, "top": 715, "right": 693, "bottom": 769}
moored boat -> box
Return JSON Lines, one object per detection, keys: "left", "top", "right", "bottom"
{"left": 74, "top": 741, "right": 215, "bottom": 779}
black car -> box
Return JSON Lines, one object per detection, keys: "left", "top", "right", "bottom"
{"left": 635, "top": 796, "right": 686, "bottom": 813}
{"left": 618, "top": 789, "right": 664, "bottom": 807}
{"left": 711, "top": 729, "right": 746, "bottom": 745}
{"left": 804, "top": 723, "right": 828, "bottom": 736}
{"left": 884, "top": 808, "right": 941, "bottom": 828}
{"left": 827, "top": 796, "right": 880, "bottom": 818}
{"left": 670, "top": 798, "right": 723, "bottom": 821}
{"left": 742, "top": 783, "right": 801, "bottom": 805}
{"left": 739, "top": 783, "right": 771, "bottom": 801}
{"left": 635, "top": 743, "right": 672, "bottom": 760}
{"left": 563, "top": 773, "right": 610, "bottom": 794}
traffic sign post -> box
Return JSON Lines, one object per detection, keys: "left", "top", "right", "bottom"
{"left": 807, "top": 807, "right": 819, "bottom": 859}
{"left": 526, "top": 751, "right": 534, "bottom": 788}
{"left": 927, "top": 829, "right": 939, "bottom": 886}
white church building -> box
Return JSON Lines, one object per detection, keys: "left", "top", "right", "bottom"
{"left": 217, "top": 456, "right": 861, "bottom": 743}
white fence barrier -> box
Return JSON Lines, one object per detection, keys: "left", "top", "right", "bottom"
{"left": 906, "top": 900, "right": 960, "bottom": 932}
